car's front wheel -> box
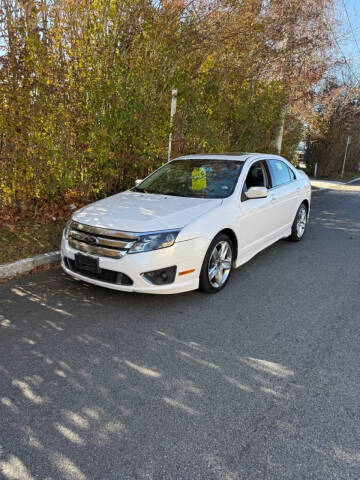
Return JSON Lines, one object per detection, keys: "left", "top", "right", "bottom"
{"left": 199, "top": 233, "right": 234, "bottom": 293}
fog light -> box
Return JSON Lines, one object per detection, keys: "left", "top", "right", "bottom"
{"left": 142, "top": 266, "right": 177, "bottom": 285}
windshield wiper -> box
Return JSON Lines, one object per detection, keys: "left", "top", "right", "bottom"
{"left": 132, "top": 186, "right": 147, "bottom": 193}
{"left": 159, "top": 191, "right": 177, "bottom": 196}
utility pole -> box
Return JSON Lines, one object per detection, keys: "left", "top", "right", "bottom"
{"left": 275, "top": 27, "right": 293, "bottom": 155}
{"left": 167, "top": 89, "right": 177, "bottom": 162}
{"left": 275, "top": 108, "right": 286, "bottom": 154}
{"left": 341, "top": 135, "right": 351, "bottom": 179}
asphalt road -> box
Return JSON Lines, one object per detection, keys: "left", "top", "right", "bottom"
{"left": 0, "top": 185, "right": 359, "bottom": 480}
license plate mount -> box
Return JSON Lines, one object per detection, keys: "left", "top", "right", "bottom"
{"left": 74, "top": 253, "right": 100, "bottom": 274}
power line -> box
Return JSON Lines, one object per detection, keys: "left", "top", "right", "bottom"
{"left": 331, "top": 31, "right": 360, "bottom": 85}
{"left": 341, "top": 0, "right": 360, "bottom": 58}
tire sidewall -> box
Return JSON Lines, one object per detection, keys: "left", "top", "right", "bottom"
{"left": 199, "top": 233, "right": 234, "bottom": 293}
{"left": 292, "top": 203, "right": 308, "bottom": 241}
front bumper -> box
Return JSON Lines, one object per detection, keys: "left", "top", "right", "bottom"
{"left": 61, "top": 235, "right": 208, "bottom": 294}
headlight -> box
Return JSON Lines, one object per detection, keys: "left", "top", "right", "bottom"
{"left": 63, "top": 219, "right": 72, "bottom": 240}
{"left": 129, "top": 229, "right": 181, "bottom": 253}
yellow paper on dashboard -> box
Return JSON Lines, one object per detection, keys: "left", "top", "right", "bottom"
{"left": 192, "top": 167, "right": 207, "bottom": 191}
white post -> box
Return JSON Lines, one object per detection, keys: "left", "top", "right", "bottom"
{"left": 168, "top": 89, "right": 177, "bottom": 162}
{"left": 341, "top": 135, "right": 351, "bottom": 179}
{"left": 314, "top": 162, "right": 318, "bottom": 179}
{"left": 275, "top": 108, "right": 286, "bottom": 154}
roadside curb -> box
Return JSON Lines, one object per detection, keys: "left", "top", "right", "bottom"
{"left": 311, "top": 175, "right": 360, "bottom": 193}
{"left": 347, "top": 176, "right": 360, "bottom": 184}
{"left": 0, "top": 251, "right": 60, "bottom": 280}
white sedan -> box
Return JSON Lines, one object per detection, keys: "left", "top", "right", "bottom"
{"left": 61, "top": 153, "right": 311, "bottom": 294}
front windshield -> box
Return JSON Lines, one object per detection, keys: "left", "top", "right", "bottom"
{"left": 134, "top": 159, "right": 243, "bottom": 199}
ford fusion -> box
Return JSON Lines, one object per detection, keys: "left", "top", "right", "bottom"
{"left": 61, "top": 153, "right": 311, "bottom": 294}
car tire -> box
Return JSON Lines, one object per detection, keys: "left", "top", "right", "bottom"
{"left": 199, "top": 233, "right": 234, "bottom": 293}
{"left": 288, "top": 202, "right": 308, "bottom": 242}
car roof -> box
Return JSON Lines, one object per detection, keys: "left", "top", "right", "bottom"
{"left": 173, "top": 153, "right": 287, "bottom": 162}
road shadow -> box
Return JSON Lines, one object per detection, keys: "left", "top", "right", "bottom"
{"left": 0, "top": 188, "right": 360, "bottom": 479}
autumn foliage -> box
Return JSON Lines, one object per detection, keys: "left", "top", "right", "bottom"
{"left": 305, "top": 81, "right": 360, "bottom": 178}
{"left": 0, "top": 0, "right": 335, "bottom": 217}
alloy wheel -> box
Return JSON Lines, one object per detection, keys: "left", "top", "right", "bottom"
{"left": 208, "top": 240, "right": 233, "bottom": 289}
{"left": 296, "top": 205, "right": 307, "bottom": 238}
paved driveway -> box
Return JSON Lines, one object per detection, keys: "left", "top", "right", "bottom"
{"left": 0, "top": 186, "right": 359, "bottom": 480}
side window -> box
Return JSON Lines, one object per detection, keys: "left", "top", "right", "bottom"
{"left": 268, "top": 159, "right": 293, "bottom": 187}
{"left": 242, "top": 161, "right": 269, "bottom": 200}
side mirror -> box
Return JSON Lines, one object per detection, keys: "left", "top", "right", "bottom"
{"left": 245, "top": 186, "right": 268, "bottom": 199}
{"left": 135, "top": 179, "right": 143, "bottom": 186}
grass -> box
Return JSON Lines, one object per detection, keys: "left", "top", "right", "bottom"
{"left": 0, "top": 219, "right": 66, "bottom": 264}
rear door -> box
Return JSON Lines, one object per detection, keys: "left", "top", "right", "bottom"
{"left": 266, "top": 159, "right": 299, "bottom": 231}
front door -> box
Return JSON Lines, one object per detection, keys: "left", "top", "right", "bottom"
{"left": 235, "top": 160, "right": 278, "bottom": 264}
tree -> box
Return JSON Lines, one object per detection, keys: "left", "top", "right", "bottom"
{"left": 0, "top": 0, "right": 336, "bottom": 216}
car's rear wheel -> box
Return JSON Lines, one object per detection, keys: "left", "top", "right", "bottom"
{"left": 199, "top": 233, "right": 234, "bottom": 293}
{"left": 288, "top": 203, "right": 308, "bottom": 242}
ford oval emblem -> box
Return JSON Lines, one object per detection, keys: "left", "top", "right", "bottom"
{"left": 84, "top": 235, "right": 97, "bottom": 245}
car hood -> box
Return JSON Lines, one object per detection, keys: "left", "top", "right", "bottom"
{"left": 72, "top": 191, "right": 222, "bottom": 232}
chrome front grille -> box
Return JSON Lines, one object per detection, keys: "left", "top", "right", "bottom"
{"left": 68, "top": 221, "right": 138, "bottom": 259}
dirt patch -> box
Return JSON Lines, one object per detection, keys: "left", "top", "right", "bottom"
{"left": 0, "top": 219, "right": 66, "bottom": 264}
